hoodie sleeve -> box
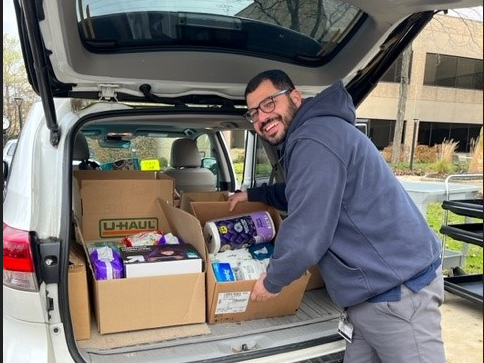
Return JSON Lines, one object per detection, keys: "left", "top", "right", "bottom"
{"left": 246, "top": 183, "right": 288, "bottom": 211}
{"left": 263, "top": 137, "right": 346, "bottom": 294}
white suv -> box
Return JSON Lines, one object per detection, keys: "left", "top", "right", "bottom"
{"left": 4, "top": 1, "right": 481, "bottom": 363}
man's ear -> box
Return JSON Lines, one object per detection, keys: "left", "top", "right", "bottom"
{"left": 290, "top": 89, "right": 303, "bottom": 107}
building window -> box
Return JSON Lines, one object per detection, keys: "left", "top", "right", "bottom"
{"left": 368, "top": 119, "right": 405, "bottom": 150}
{"left": 418, "top": 121, "right": 481, "bottom": 152}
{"left": 424, "top": 53, "right": 483, "bottom": 90}
{"left": 380, "top": 53, "right": 413, "bottom": 83}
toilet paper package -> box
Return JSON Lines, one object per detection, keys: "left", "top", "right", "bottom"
{"left": 203, "top": 211, "right": 275, "bottom": 253}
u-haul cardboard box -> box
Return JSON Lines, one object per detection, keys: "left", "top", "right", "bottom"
{"left": 189, "top": 201, "right": 310, "bottom": 324}
{"left": 73, "top": 171, "right": 206, "bottom": 334}
{"left": 74, "top": 170, "right": 174, "bottom": 240}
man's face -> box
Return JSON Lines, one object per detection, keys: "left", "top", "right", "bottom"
{"left": 246, "top": 80, "right": 301, "bottom": 145}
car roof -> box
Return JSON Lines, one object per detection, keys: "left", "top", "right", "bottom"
{"left": 13, "top": 0, "right": 481, "bottom": 144}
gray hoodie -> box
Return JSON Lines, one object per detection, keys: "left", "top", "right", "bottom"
{"left": 252, "top": 80, "right": 441, "bottom": 308}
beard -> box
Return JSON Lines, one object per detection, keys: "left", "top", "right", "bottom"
{"left": 258, "top": 101, "right": 299, "bottom": 146}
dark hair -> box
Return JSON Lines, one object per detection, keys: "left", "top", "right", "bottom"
{"left": 244, "top": 69, "right": 296, "bottom": 98}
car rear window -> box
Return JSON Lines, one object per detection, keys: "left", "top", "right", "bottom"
{"left": 76, "top": 0, "right": 364, "bottom": 65}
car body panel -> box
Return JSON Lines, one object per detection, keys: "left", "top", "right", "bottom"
{"left": 3, "top": 313, "right": 57, "bottom": 363}
{"left": 16, "top": 0, "right": 478, "bottom": 115}
{"left": 21, "top": 0, "right": 480, "bottom": 99}
{"left": 3, "top": 99, "right": 70, "bottom": 234}
{"left": 14, "top": 0, "right": 480, "bottom": 149}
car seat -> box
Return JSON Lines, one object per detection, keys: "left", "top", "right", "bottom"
{"left": 73, "top": 133, "right": 101, "bottom": 170}
{"left": 164, "top": 138, "right": 217, "bottom": 193}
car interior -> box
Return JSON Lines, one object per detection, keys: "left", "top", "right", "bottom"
{"left": 72, "top": 107, "right": 254, "bottom": 195}
{"left": 73, "top": 133, "right": 101, "bottom": 171}
{"left": 163, "top": 138, "right": 217, "bottom": 193}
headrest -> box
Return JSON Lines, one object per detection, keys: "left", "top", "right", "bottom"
{"left": 73, "top": 133, "right": 90, "bottom": 161}
{"left": 170, "top": 138, "right": 201, "bottom": 168}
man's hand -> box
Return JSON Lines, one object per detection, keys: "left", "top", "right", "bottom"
{"left": 228, "top": 190, "right": 248, "bottom": 211}
{"left": 250, "top": 273, "right": 280, "bottom": 302}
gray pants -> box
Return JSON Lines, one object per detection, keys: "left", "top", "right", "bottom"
{"left": 344, "top": 267, "right": 445, "bottom": 363}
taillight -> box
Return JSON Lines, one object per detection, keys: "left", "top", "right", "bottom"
{"left": 3, "top": 223, "right": 39, "bottom": 291}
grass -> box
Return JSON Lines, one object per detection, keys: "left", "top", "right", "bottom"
{"left": 426, "top": 202, "right": 483, "bottom": 274}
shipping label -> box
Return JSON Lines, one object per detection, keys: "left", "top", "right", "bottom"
{"left": 215, "top": 291, "right": 251, "bottom": 314}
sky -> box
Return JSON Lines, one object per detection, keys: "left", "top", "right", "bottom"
{"left": 3, "top": 1, "right": 483, "bottom": 39}
{"left": 3, "top": 1, "right": 18, "bottom": 38}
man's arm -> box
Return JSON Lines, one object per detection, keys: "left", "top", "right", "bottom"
{"left": 247, "top": 182, "right": 287, "bottom": 211}
{"left": 228, "top": 183, "right": 287, "bottom": 212}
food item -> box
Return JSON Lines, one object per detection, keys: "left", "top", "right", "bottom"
{"left": 123, "top": 230, "right": 164, "bottom": 246}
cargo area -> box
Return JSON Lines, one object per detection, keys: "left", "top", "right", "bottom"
{"left": 69, "top": 170, "right": 344, "bottom": 362}
{"left": 75, "top": 288, "right": 342, "bottom": 362}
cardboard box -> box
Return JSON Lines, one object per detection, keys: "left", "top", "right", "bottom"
{"left": 179, "top": 190, "right": 229, "bottom": 213}
{"left": 121, "top": 244, "right": 203, "bottom": 278}
{"left": 74, "top": 172, "right": 207, "bottom": 334}
{"left": 74, "top": 169, "right": 174, "bottom": 200}
{"left": 306, "top": 265, "right": 325, "bottom": 291}
{"left": 68, "top": 243, "right": 91, "bottom": 340}
{"left": 74, "top": 170, "right": 175, "bottom": 240}
{"left": 190, "top": 201, "right": 310, "bottom": 324}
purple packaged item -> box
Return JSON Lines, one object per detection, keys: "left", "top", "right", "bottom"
{"left": 203, "top": 211, "right": 275, "bottom": 253}
{"left": 89, "top": 246, "right": 124, "bottom": 280}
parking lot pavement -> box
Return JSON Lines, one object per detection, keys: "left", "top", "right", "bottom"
{"left": 442, "top": 291, "right": 483, "bottom": 363}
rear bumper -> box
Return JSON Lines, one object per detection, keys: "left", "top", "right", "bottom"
{"left": 3, "top": 313, "right": 53, "bottom": 363}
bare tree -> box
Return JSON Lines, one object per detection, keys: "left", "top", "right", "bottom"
{"left": 434, "top": 8, "right": 483, "bottom": 53}
{"left": 237, "top": 0, "right": 357, "bottom": 43}
{"left": 3, "top": 34, "right": 37, "bottom": 141}
{"left": 390, "top": 45, "right": 412, "bottom": 166}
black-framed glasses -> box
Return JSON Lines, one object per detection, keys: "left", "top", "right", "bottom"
{"left": 244, "top": 89, "right": 292, "bottom": 123}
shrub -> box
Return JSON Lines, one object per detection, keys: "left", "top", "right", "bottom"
{"left": 431, "top": 159, "right": 457, "bottom": 175}
{"left": 382, "top": 139, "right": 471, "bottom": 177}
{"left": 233, "top": 162, "right": 244, "bottom": 183}
{"left": 159, "top": 156, "right": 168, "bottom": 169}
{"left": 381, "top": 143, "right": 407, "bottom": 163}
{"left": 382, "top": 143, "right": 442, "bottom": 164}
{"left": 468, "top": 127, "right": 483, "bottom": 173}
{"left": 230, "top": 148, "right": 245, "bottom": 163}
{"left": 381, "top": 145, "right": 392, "bottom": 162}
{"left": 437, "top": 139, "right": 459, "bottom": 163}
{"left": 427, "top": 139, "right": 459, "bottom": 176}
{"left": 414, "top": 144, "right": 437, "bottom": 163}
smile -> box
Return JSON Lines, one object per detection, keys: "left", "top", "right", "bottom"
{"left": 263, "top": 120, "right": 279, "bottom": 133}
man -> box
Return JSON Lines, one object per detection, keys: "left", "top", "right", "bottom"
{"left": 228, "top": 69, "right": 445, "bottom": 363}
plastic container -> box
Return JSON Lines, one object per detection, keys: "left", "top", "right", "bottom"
{"left": 236, "top": 259, "right": 269, "bottom": 280}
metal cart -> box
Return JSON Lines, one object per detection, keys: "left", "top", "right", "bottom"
{"left": 440, "top": 174, "right": 483, "bottom": 305}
